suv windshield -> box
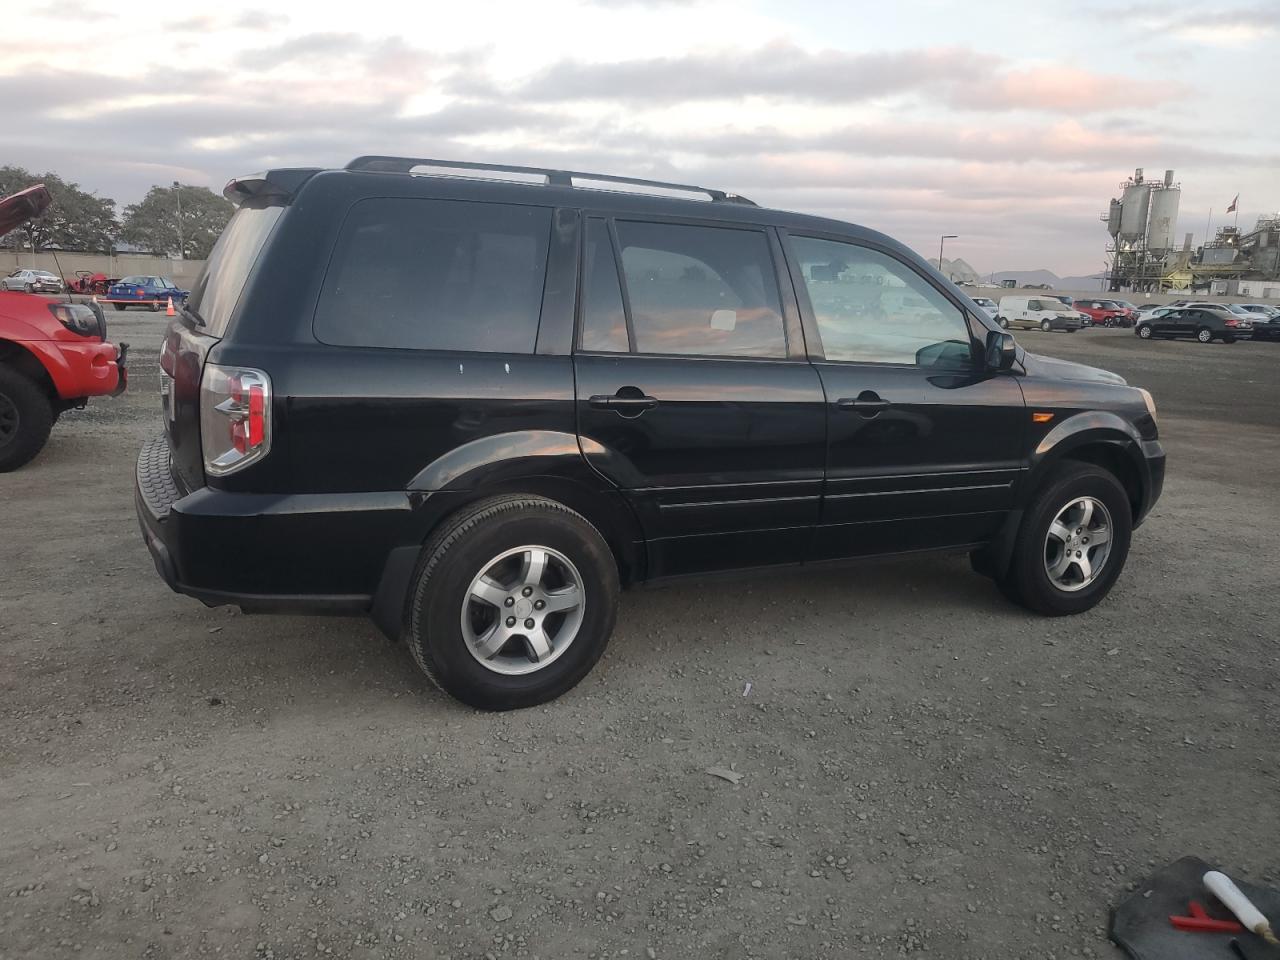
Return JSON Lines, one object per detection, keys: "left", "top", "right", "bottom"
{"left": 185, "top": 202, "right": 284, "bottom": 336}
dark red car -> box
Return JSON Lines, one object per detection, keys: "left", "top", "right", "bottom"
{"left": 0, "top": 184, "right": 127, "bottom": 471}
{"left": 1073, "top": 299, "right": 1130, "bottom": 327}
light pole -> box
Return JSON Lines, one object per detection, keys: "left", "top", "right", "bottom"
{"left": 938, "top": 234, "right": 958, "bottom": 280}
{"left": 173, "top": 180, "right": 184, "bottom": 260}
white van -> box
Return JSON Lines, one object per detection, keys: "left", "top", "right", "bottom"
{"left": 996, "top": 296, "right": 1082, "bottom": 332}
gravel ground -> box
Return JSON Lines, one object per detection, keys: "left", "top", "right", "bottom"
{"left": 2, "top": 319, "right": 1277, "bottom": 960}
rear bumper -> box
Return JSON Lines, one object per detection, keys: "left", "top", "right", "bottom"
{"left": 134, "top": 434, "right": 410, "bottom": 614}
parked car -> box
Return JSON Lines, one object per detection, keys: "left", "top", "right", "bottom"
{"left": 0, "top": 185, "right": 127, "bottom": 470}
{"left": 101, "top": 276, "right": 188, "bottom": 311}
{"left": 996, "top": 296, "right": 1082, "bottom": 331}
{"left": 2, "top": 268, "right": 63, "bottom": 293}
{"left": 1026, "top": 282, "right": 1054, "bottom": 290}
{"left": 64, "top": 270, "right": 117, "bottom": 295}
{"left": 971, "top": 296, "right": 998, "bottom": 318}
{"left": 1134, "top": 307, "right": 1250, "bottom": 343}
{"left": 1236, "top": 303, "right": 1279, "bottom": 319}
{"left": 1074, "top": 299, "right": 1129, "bottom": 327}
{"left": 1248, "top": 312, "right": 1280, "bottom": 342}
{"left": 134, "top": 157, "right": 1165, "bottom": 710}
{"left": 1111, "top": 300, "right": 1140, "bottom": 322}
{"left": 1136, "top": 306, "right": 1178, "bottom": 325}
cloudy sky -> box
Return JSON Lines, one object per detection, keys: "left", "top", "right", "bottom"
{"left": 7, "top": 0, "right": 1278, "bottom": 274}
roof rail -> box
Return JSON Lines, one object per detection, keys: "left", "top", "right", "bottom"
{"left": 344, "top": 156, "right": 757, "bottom": 206}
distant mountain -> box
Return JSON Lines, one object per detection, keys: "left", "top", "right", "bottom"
{"left": 928, "top": 257, "right": 980, "bottom": 283}
{"left": 988, "top": 268, "right": 1107, "bottom": 292}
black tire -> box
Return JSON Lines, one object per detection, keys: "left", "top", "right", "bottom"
{"left": 1040, "top": 319, "right": 1052, "bottom": 332}
{"left": 407, "top": 495, "right": 619, "bottom": 710}
{"left": 0, "top": 365, "right": 55, "bottom": 472}
{"left": 996, "top": 462, "right": 1133, "bottom": 616}
{"left": 1137, "top": 324, "right": 1152, "bottom": 339}
{"left": 113, "top": 303, "right": 126, "bottom": 311}
{"left": 149, "top": 301, "right": 162, "bottom": 312}
{"left": 1196, "top": 327, "right": 1213, "bottom": 343}
{"left": 1223, "top": 336, "right": 1236, "bottom": 344}
{"left": 998, "top": 316, "right": 1009, "bottom": 328}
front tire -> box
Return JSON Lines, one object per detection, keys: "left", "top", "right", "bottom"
{"left": 996, "top": 463, "right": 1132, "bottom": 616}
{"left": 1040, "top": 319, "right": 1052, "bottom": 332}
{"left": 407, "top": 495, "right": 619, "bottom": 710}
{"left": 1137, "top": 324, "right": 1153, "bottom": 339}
{"left": 0, "top": 366, "right": 55, "bottom": 472}
{"left": 998, "top": 316, "right": 1009, "bottom": 328}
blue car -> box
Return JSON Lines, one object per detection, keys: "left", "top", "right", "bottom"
{"left": 101, "top": 275, "right": 188, "bottom": 312}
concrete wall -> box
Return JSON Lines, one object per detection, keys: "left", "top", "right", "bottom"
{"left": 0, "top": 251, "right": 205, "bottom": 286}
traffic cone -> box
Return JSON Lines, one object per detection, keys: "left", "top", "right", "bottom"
{"left": 166, "top": 297, "right": 175, "bottom": 317}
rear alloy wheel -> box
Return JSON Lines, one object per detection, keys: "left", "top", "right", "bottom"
{"left": 407, "top": 495, "right": 619, "bottom": 710}
{"left": 1040, "top": 319, "right": 1052, "bottom": 332}
{"left": 1137, "top": 324, "right": 1153, "bottom": 339}
{"left": 1196, "top": 327, "right": 1213, "bottom": 343}
{"left": 997, "top": 462, "right": 1132, "bottom": 616}
{"left": 0, "top": 366, "right": 55, "bottom": 472}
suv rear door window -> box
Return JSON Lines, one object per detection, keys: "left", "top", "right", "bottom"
{"left": 579, "top": 219, "right": 629, "bottom": 353}
{"left": 315, "top": 198, "right": 552, "bottom": 353}
{"left": 790, "top": 236, "right": 972, "bottom": 366}
{"left": 613, "top": 221, "right": 786, "bottom": 358}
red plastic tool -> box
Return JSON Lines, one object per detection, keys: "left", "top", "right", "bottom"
{"left": 1171, "top": 900, "right": 1246, "bottom": 934}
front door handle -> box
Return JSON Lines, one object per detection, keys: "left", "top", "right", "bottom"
{"left": 835, "top": 392, "right": 890, "bottom": 416}
{"left": 589, "top": 388, "right": 658, "bottom": 417}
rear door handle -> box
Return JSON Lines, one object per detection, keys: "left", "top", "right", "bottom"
{"left": 589, "top": 389, "right": 658, "bottom": 416}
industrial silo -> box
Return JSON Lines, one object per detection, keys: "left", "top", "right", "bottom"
{"left": 1119, "top": 180, "right": 1152, "bottom": 242}
{"left": 1106, "top": 199, "right": 1123, "bottom": 237}
{"left": 1147, "top": 174, "right": 1180, "bottom": 254}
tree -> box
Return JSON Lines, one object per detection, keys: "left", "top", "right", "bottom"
{"left": 120, "top": 184, "right": 233, "bottom": 260}
{"left": 0, "top": 165, "right": 118, "bottom": 253}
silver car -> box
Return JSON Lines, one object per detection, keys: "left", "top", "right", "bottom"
{"left": 971, "top": 296, "right": 998, "bottom": 318}
{"left": 1, "top": 268, "right": 63, "bottom": 293}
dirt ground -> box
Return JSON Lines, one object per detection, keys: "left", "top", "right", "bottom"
{"left": 2, "top": 317, "right": 1277, "bottom": 960}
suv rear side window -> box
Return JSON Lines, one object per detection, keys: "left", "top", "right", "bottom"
{"left": 790, "top": 236, "right": 971, "bottom": 366}
{"left": 186, "top": 203, "right": 284, "bottom": 337}
{"left": 614, "top": 221, "right": 786, "bottom": 358}
{"left": 315, "top": 198, "right": 552, "bottom": 353}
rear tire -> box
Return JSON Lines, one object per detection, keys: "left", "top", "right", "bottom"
{"left": 998, "top": 316, "right": 1009, "bottom": 328}
{"left": 113, "top": 303, "right": 126, "bottom": 311}
{"left": 0, "top": 366, "right": 55, "bottom": 472}
{"left": 1196, "top": 327, "right": 1213, "bottom": 343}
{"left": 996, "top": 463, "right": 1132, "bottom": 616}
{"left": 407, "top": 495, "right": 619, "bottom": 710}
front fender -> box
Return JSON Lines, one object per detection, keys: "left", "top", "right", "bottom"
{"left": 1027, "top": 411, "right": 1146, "bottom": 492}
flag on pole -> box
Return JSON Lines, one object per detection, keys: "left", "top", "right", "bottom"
{"left": 1226, "top": 194, "right": 1238, "bottom": 213}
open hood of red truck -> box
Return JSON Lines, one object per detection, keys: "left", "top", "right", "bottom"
{"left": 0, "top": 184, "right": 52, "bottom": 236}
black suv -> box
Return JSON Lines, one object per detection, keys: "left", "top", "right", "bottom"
{"left": 135, "top": 157, "right": 1165, "bottom": 710}
{"left": 1135, "top": 307, "right": 1249, "bottom": 343}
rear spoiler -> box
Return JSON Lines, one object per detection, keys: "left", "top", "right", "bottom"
{"left": 223, "top": 168, "right": 320, "bottom": 206}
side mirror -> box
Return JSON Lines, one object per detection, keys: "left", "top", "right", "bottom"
{"left": 985, "top": 330, "right": 1016, "bottom": 371}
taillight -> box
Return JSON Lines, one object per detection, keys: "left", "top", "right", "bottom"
{"left": 1224, "top": 318, "right": 1239, "bottom": 327}
{"left": 199, "top": 364, "right": 271, "bottom": 476}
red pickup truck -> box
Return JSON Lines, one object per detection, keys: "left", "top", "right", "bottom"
{"left": 0, "top": 185, "right": 127, "bottom": 471}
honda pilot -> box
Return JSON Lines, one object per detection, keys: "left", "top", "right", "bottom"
{"left": 135, "top": 157, "right": 1166, "bottom": 710}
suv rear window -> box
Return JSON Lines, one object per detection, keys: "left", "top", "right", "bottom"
{"left": 315, "top": 198, "right": 552, "bottom": 353}
{"left": 186, "top": 203, "right": 284, "bottom": 337}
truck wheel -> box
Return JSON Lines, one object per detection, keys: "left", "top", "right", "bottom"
{"left": 407, "top": 495, "right": 619, "bottom": 710}
{"left": 1040, "top": 319, "right": 1052, "bottom": 332}
{"left": 998, "top": 316, "right": 1009, "bottom": 328}
{"left": 0, "top": 366, "right": 55, "bottom": 472}
{"left": 996, "top": 463, "right": 1132, "bottom": 616}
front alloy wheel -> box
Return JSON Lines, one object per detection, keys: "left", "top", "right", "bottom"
{"left": 1137, "top": 325, "right": 1152, "bottom": 339}
{"left": 1043, "top": 497, "right": 1113, "bottom": 592}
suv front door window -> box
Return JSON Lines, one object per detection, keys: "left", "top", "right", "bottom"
{"left": 574, "top": 217, "right": 826, "bottom": 576}
{"left": 785, "top": 233, "right": 1027, "bottom": 559}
